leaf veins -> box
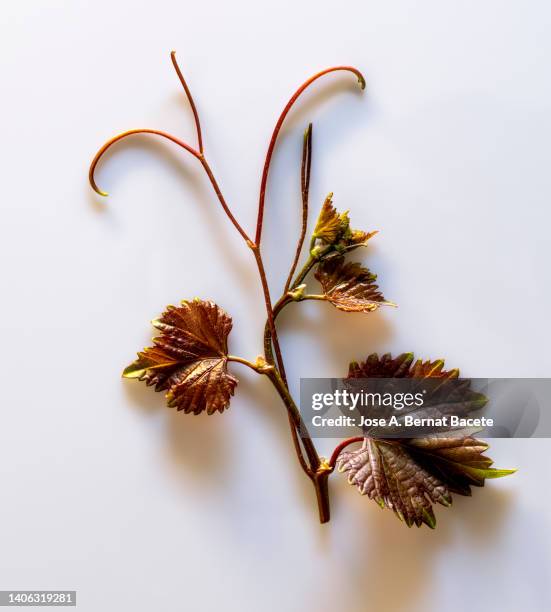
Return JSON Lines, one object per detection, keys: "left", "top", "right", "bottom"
{"left": 123, "top": 299, "right": 237, "bottom": 414}
{"left": 337, "top": 352, "right": 516, "bottom": 528}
{"left": 314, "top": 256, "right": 395, "bottom": 313}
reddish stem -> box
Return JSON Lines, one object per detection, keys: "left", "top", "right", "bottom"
{"left": 329, "top": 437, "right": 365, "bottom": 469}
{"left": 197, "top": 156, "right": 252, "bottom": 244}
{"left": 255, "top": 66, "right": 365, "bottom": 245}
{"left": 251, "top": 245, "right": 287, "bottom": 381}
{"left": 284, "top": 123, "right": 312, "bottom": 294}
{"left": 88, "top": 129, "right": 252, "bottom": 245}
{"left": 314, "top": 471, "right": 331, "bottom": 523}
{"left": 171, "top": 51, "right": 204, "bottom": 154}
{"left": 88, "top": 57, "right": 359, "bottom": 524}
{"left": 89, "top": 129, "right": 201, "bottom": 196}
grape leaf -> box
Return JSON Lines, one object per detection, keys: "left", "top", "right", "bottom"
{"left": 337, "top": 353, "right": 516, "bottom": 528}
{"left": 337, "top": 437, "right": 515, "bottom": 528}
{"left": 314, "top": 256, "right": 395, "bottom": 313}
{"left": 312, "top": 193, "right": 377, "bottom": 253}
{"left": 123, "top": 299, "right": 237, "bottom": 414}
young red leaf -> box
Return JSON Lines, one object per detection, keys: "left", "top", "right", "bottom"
{"left": 314, "top": 256, "right": 395, "bottom": 313}
{"left": 337, "top": 353, "right": 516, "bottom": 528}
{"left": 123, "top": 299, "right": 237, "bottom": 414}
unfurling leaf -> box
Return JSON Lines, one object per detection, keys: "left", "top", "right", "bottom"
{"left": 314, "top": 256, "right": 395, "bottom": 313}
{"left": 311, "top": 192, "right": 377, "bottom": 255}
{"left": 337, "top": 352, "right": 515, "bottom": 528}
{"left": 312, "top": 193, "right": 348, "bottom": 243}
{"left": 123, "top": 299, "right": 237, "bottom": 414}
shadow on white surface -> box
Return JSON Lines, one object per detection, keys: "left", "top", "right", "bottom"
{"left": 332, "top": 481, "right": 517, "bottom": 612}
{"left": 281, "top": 303, "right": 394, "bottom": 373}
{"left": 122, "top": 376, "right": 236, "bottom": 486}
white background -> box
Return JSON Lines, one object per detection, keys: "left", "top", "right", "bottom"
{"left": 1, "top": 1, "right": 550, "bottom": 610}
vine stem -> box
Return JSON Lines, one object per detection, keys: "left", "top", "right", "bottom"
{"left": 89, "top": 55, "right": 365, "bottom": 524}
{"left": 284, "top": 123, "right": 312, "bottom": 294}
{"left": 197, "top": 155, "right": 251, "bottom": 243}
{"left": 328, "top": 437, "right": 365, "bottom": 469}
{"left": 255, "top": 66, "right": 365, "bottom": 245}
{"left": 227, "top": 356, "right": 313, "bottom": 487}
{"left": 249, "top": 244, "right": 287, "bottom": 381}
{"left": 263, "top": 248, "right": 331, "bottom": 363}
{"left": 227, "top": 355, "right": 263, "bottom": 372}
{"left": 170, "top": 51, "right": 204, "bottom": 154}
{"left": 89, "top": 129, "right": 201, "bottom": 197}
{"left": 265, "top": 367, "right": 331, "bottom": 523}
